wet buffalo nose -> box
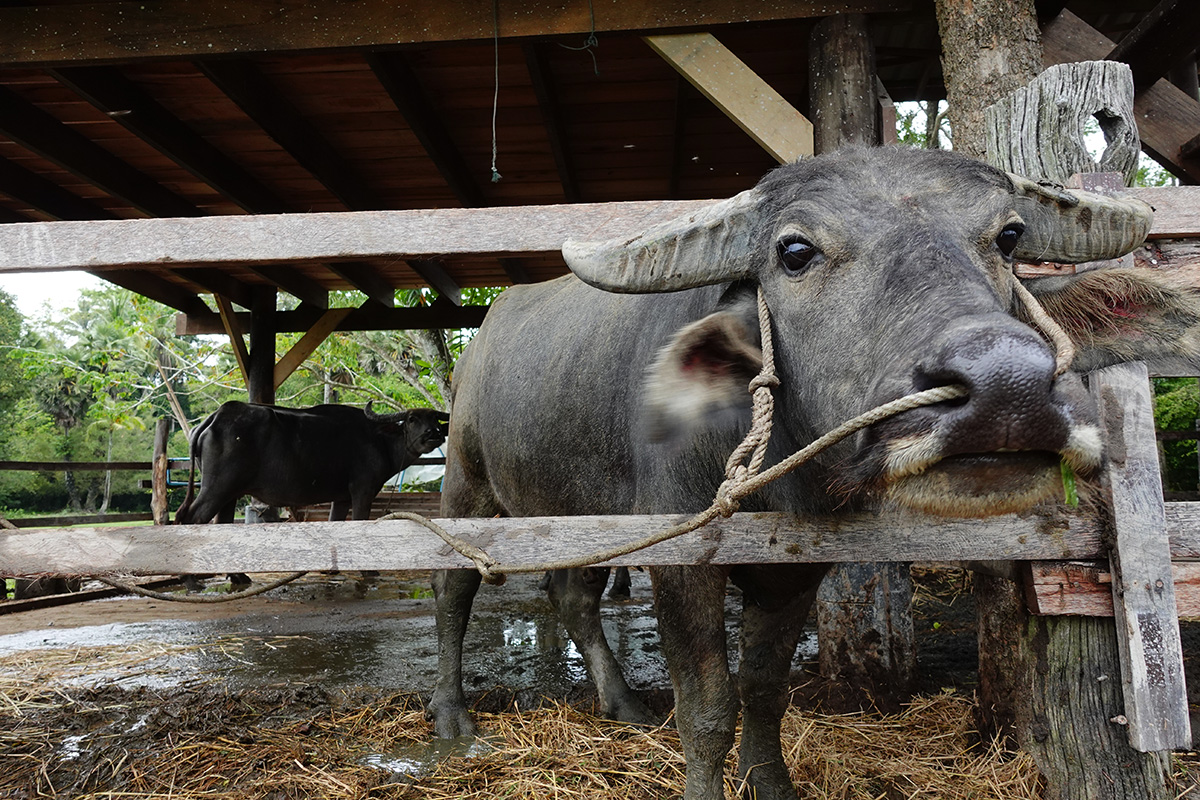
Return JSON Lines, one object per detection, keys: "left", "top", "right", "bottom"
{"left": 913, "top": 318, "right": 1066, "bottom": 453}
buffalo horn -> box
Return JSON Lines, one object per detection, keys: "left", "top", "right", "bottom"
{"left": 1008, "top": 174, "right": 1152, "bottom": 264}
{"left": 563, "top": 188, "right": 763, "bottom": 293}
{"left": 364, "top": 403, "right": 406, "bottom": 423}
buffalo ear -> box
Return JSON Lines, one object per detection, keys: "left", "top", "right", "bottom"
{"left": 643, "top": 311, "right": 762, "bottom": 443}
{"left": 1020, "top": 267, "right": 1200, "bottom": 371}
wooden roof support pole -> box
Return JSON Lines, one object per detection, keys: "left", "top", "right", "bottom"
{"left": 248, "top": 287, "right": 276, "bottom": 405}
{"left": 273, "top": 306, "right": 355, "bottom": 389}
{"left": 806, "top": 13, "right": 915, "bottom": 713}
{"left": 644, "top": 32, "right": 813, "bottom": 164}
{"left": 215, "top": 295, "right": 250, "bottom": 388}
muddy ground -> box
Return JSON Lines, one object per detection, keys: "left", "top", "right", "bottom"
{"left": 1, "top": 568, "right": 1196, "bottom": 798}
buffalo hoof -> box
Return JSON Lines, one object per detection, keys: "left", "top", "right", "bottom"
{"left": 604, "top": 693, "right": 659, "bottom": 728}
{"left": 228, "top": 572, "right": 252, "bottom": 590}
{"left": 181, "top": 574, "right": 208, "bottom": 593}
{"left": 738, "top": 761, "right": 797, "bottom": 800}
{"left": 426, "top": 699, "right": 479, "bottom": 739}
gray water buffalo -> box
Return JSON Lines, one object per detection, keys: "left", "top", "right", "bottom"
{"left": 175, "top": 402, "right": 448, "bottom": 524}
{"left": 430, "top": 146, "right": 1198, "bottom": 800}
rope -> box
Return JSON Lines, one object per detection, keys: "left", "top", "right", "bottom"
{"left": 489, "top": 0, "right": 502, "bottom": 183}
{"left": 1011, "top": 272, "right": 1076, "bottom": 377}
{"left": 96, "top": 572, "right": 308, "bottom": 603}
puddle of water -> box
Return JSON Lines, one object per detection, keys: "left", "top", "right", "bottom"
{"left": 361, "top": 734, "right": 502, "bottom": 777}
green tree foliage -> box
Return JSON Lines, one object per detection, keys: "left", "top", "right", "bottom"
{"left": 1153, "top": 378, "right": 1199, "bottom": 493}
{"left": 0, "top": 282, "right": 501, "bottom": 513}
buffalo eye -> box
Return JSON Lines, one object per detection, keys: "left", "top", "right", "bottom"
{"left": 776, "top": 234, "right": 819, "bottom": 277}
{"left": 996, "top": 223, "right": 1025, "bottom": 258}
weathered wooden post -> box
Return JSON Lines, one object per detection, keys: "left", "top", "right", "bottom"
{"left": 151, "top": 417, "right": 170, "bottom": 525}
{"left": 808, "top": 13, "right": 916, "bottom": 711}
{"left": 977, "top": 60, "right": 1188, "bottom": 800}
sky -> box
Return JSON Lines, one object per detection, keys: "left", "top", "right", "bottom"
{"left": 0, "top": 270, "right": 105, "bottom": 319}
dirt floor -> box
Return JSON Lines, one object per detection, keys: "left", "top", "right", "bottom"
{"left": 0, "top": 568, "right": 1196, "bottom": 798}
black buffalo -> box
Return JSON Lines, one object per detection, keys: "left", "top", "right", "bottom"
{"left": 429, "top": 147, "right": 1200, "bottom": 800}
{"left": 174, "top": 402, "right": 449, "bottom": 524}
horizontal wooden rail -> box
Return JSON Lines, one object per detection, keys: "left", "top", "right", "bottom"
{"left": 7, "top": 512, "right": 153, "bottom": 528}
{"left": 0, "top": 189, "right": 1195, "bottom": 276}
{"left": 3, "top": 502, "right": 1199, "bottom": 577}
{"left": 0, "top": 460, "right": 152, "bottom": 471}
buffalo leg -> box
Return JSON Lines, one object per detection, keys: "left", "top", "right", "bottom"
{"left": 607, "top": 565, "right": 632, "bottom": 600}
{"left": 428, "top": 567, "right": 483, "bottom": 738}
{"left": 733, "top": 565, "right": 827, "bottom": 800}
{"left": 652, "top": 564, "right": 739, "bottom": 800}
{"left": 546, "top": 567, "right": 656, "bottom": 725}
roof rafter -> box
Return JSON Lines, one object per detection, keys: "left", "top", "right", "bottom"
{"left": 522, "top": 44, "right": 580, "bottom": 204}
{"left": 1105, "top": 0, "right": 1200, "bottom": 92}
{"left": 0, "top": 84, "right": 200, "bottom": 217}
{"left": 0, "top": 0, "right": 906, "bottom": 68}
{"left": 368, "top": 52, "right": 484, "bottom": 208}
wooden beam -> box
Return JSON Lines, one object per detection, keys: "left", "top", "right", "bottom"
{"left": 368, "top": 52, "right": 484, "bottom": 208}
{"left": 97, "top": 269, "right": 209, "bottom": 315}
{"left": 51, "top": 66, "right": 292, "bottom": 214}
{"left": 2, "top": 191, "right": 1195, "bottom": 278}
{"left": 326, "top": 261, "right": 395, "bottom": 307}
{"left": 244, "top": 265, "right": 328, "bottom": 309}
{"left": 1041, "top": 9, "right": 1200, "bottom": 184}
{"left": 406, "top": 259, "right": 462, "bottom": 305}
{"left": 180, "top": 267, "right": 255, "bottom": 309}
{"left": 1104, "top": 0, "right": 1200, "bottom": 92}
{"left": 0, "top": 0, "right": 906, "bottom": 68}
{"left": 645, "top": 32, "right": 814, "bottom": 164}
{"left": 200, "top": 59, "right": 381, "bottom": 211}
{"left": 0, "top": 156, "right": 120, "bottom": 222}
{"left": 523, "top": 44, "right": 580, "bottom": 204}
{"left": 498, "top": 257, "right": 533, "bottom": 285}
{"left": 1089, "top": 362, "right": 1190, "bottom": 751}
{"left": 1025, "top": 561, "right": 1200, "bottom": 617}
{"left": 273, "top": 306, "right": 355, "bottom": 388}
{"left": 0, "top": 85, "right": 201, "bottom": 218}
{"left": 177, "top": 302, "right": 490, "bottom": 335}
{"left": 215, "top": 295, "right": 250, "bottom": 386}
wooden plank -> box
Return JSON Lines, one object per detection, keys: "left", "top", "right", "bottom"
{"left": 1041, "top": 10, "right": 1200, "bottom": 184}
{"left": 177, "top": 303, "right": 490, "bottom": 335}
{"left": 368, "top": 52, "right": 484, "bottom": 208}
{"left": 0, "top": 577, "right": 183, "bottom": 615}
{"left": 0, "top": 0, "right": 905, "bottom": 68}
{"left": 0, "top": 84, "right": 201, "bottom": 218}
{"left": 645, "top": 33, "right": 814, "bottom": 164}
{"left": 0, "top": 460, "right": 151, "bottom": 471}
{"left": 2, "top": 191, "right": 1193, "bottom": 277}
{"left": 200, "top": 60, "right": 382, "bottom": 212}
{"left": 7, "top": 512, "right": 153, "bottom": 529}
{"left": 1089, "top": 361, "right": 1191, "bottom": 751}
{"left": 273, "top": 306, "right": 355, "bottom": 388}
{"left": 51, "top": 65, "right": 292, "bottom": 214}
{"left": 1103, "top": 0, "right": 1200, "bottom": 92}
{"left": 0, "top": 507, "right": 1110, "bottom": 576}
{"left": 1025, "top": 561, "right": 1200, "bottom": 617}
{"left": 216, "top": 295, "right": 250, "bottom": 386}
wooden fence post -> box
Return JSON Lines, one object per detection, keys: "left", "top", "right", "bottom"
{"left": 151, "top": 418, "right": 170, "bottom": 525}
{"left": 978, "top": 60, "right": 1187, "bottom": 799}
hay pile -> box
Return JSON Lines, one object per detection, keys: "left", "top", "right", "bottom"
{"left": 0, "top": 643, "right": 1193, "bottom": 799}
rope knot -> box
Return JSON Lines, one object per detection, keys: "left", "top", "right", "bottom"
{"left": 748, "top": 373, "right": 780, "bottom": 392}
{"left": 714, "top": 478, "right": 743, "bottom": 518}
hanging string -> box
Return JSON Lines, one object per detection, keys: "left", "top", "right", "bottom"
{"left": 558, "top": 0, "right": 600, "bottom": 75}
{"left": 490, "top": 0, "right": 502, "bottom": 183}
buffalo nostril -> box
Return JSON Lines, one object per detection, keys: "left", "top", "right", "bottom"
{"left": 912, "top": 370, "right": 970, "bottom": 408}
